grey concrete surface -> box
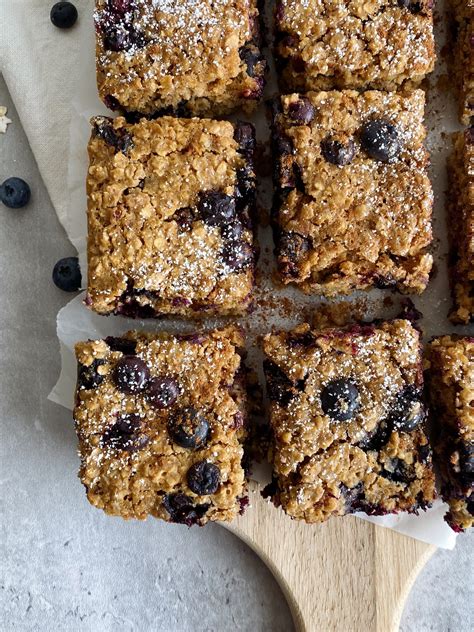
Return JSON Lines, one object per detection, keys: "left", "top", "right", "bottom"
{"left": 0, "top": 75, "right": 472, "bottom": 632}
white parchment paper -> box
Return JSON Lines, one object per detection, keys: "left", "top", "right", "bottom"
{"left": 48, "top": 2, "right": 472, "bottom": 549}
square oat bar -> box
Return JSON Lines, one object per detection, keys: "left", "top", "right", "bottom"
{"left": 263, "top": 319, "right": 436, "bottom": 523}
{"left": 74, "top": 327, "right": 248, "bottom": 524}
{"left": 94, "top": 0, "right": 266, "bottom": 116}
{"left": 426, "top": 336, "right": 473, "bottom": 532}
{"left": 86, "top": 116, "right": 257, "bottom": 317}
{"left": 271, "top": 90, "right": 433, "bottom": 296}
{"left": 274, "top": 0, "right": 435, "bottom": 92}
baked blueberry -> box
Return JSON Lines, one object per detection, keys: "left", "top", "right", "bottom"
{"left": 187, "top": 461, "right": 221, "bottom": 495}
{"left": 380, "top": 458, "right": 413, "bottom": 484}
{"left": 234, "top": 122, "right": 256, "bottom": 156}
{"left": 0, "top": 177, "right": 31, "bottom": 209}
{"left": 320, "top": 137, "right": 356, "bottom": 166}
{"left": 104, "top": 27, "right": 130, "bottom": 52}
{"left": 102, "top": 413, "right": 147, "bottom": 452}
{"left": 287, "top": 98, "right": 315, "bottom": 125}
{"left": 360, "top": 119, "right": 400, "bottom": 162}
{"left": 172, "top": 207, "right": 195, "bottom": 231}
{"left": 52, "top": 256, "right": 82, "bottom": 292}
{"left": 278, "top": 232, "right": 311, "bottom": 277}
{"left": 398, "top": 0, "right": 422, "bottom": 13}
{"left": 113, "top": 356, "right": 150, "bottom": 394}
{"left": 93, "top": 116, "right": 133, "bottom": 154}
{"left": 105, "top": 336, "right": 137, "bottom": 355}
{"left": 320, "top": 378, "right": 359, "bottom": 421}
{"left": 460, "top": 443, "right": 474, "bottom": 481}
{"left": 264, "top": 360, "right": 305, "bottom": 407}
{"left": 388, "top": 385, "right": 424, "bottom": 431}
{"left": 78, "top": 359, "right": 106, "bottom": 390}
{"left": 162, "top": 493, "right": 209, "bottom": 526}
{"left": 50, "top": 2, "right": 78, "bottom": 29}
{"left": 198, "top": 191, "right": 236, "bottom": 226}
{"left": 147, "top": 376, "right": 179, "bottom": 409}
{"left": 222, "top": 241, "right": 253, "bottom": 271}
{"left": 239, "top": 46, "right": 261, "bottom": 77}
{"left": 168, "top": 407, "right": 210, "bottom": 449}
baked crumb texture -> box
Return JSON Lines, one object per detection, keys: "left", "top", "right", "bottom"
{"left": 263, "top": 319, "right": 436, "bottom": 523}
{"left": 447, "top": 129, "right": 474, "bottom": 324}
{"left": 86, "top": 115, "right": 257, "bottom": 317}
{"left": 271, "top": 90, "right": 433, "bottom": 296}
{"left": 94, "top": 0, "right": 266, "bottom": 116}
{"left": 425, "top": 336, "right": 474, "bottom": 532}
{"left": 74, "top": 327, "right": 248, "bottom": 524}
{"left": 451, "top": 0, "right": 474, "bottom": 125}
{"left": 274, "top": 0, "right": 435, "bottom": 92}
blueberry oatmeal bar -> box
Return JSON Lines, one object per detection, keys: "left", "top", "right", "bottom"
{"left": 425, "top": 336, "right": 473, "bottom": 531}
{"left": 86, "top": 116, "right": 257, "bottom": 317}
{"left": 263, "top": 319, "right": 436, "bottom": 523}
{"left": 447, "top": 129, "right": 474, "bottom": 324}
{"left": 74, "top": 327, "right": 248, "bottom": 524}
{"left": 274, "top": 0, "right": 435, "bottom": 92}
{"left": 94, "top": 0, "right": 266, "bottom": 116}
{"left": 271, "top": 90, "right": 433, "bottom": 296}
{"left": 450, "top": 0, "right": 474, "bottom": 125}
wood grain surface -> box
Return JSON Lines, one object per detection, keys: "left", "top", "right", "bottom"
{"left": 227, "top": 482, "right": 435, "bottom": 632}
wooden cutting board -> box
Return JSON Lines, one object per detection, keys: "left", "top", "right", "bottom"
{"left": 227, "top": 482, "right": 435, "bottom": 632}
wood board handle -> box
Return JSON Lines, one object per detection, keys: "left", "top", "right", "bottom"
{"left": 226, "top": 482, "right": 435, "bottom": 632}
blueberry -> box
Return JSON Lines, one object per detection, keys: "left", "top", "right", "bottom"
{"left": 93, "top": 117, "right": 133, "bottom": 154}
{"left": 52, "top": 257, "right": 82, "bottom": 292}
{"left": 113, "top": 356, "right": 150, "bottom": 394}
{"left": 380, "top": 458, "right": 413, "bottom": 484}
{"left": 78, "top": 359, "right": 106, "bottom": 390}
{"left": 187, "top": 461, "right": 221, "bottom": 495}
{"left": 222, "top": 222, "right": 244, "bottom": 242}
{"left": 398, "top": 0, "right": 422, "bottom": 13}
{"left": 320, "top": 137, "right": 356, "bottom": 166}
{"left": 102, "top": 413, "right": 147, "bottom": 452}
{"left": 357, "top": 420, "right": 391, "bottom": 452}
{"left": 147, "top": 377, "right": 179, "bottom": 409}
{"left": 275, "top": 134, "right": 294, "bottom": 156}
{"left": 459, "top": 443, "right": 474, "bottom": 482}
{"left": 222, "top": 241, "right": 254, "bottom": 271}
{"left": 162, "top": 493, "right": 210, "bottom": 526}
{"left": 239, "top": 46, "right": 262, "bottom": 77}
{"left": 320, "top": 378, "right": 360, "bottom": 421}
{"left": 104, "top": 27, "right": 130, "bottom": 52}
{"left": 0, "top": 177, "right": 31, "bottom": 209}
{"left": 278, "top": 232, "right": 311, "bottom": 278}
{"left": 339, "top": 483, "right": 364, "bottom": 512}
{"left": 168, "top": 407, "right": 210, "bottom": 449}
{"left": 172, "top": 207, "right": 195, "bottom": 231}
{"left": 105, "top": 336, "right": 137, "bottom": 355}
{"left": 109, "top": 0, "right": 133, "bottom": 14}
{"left": 387, "top": 385, "right": 424, "bottom": 432}
{"left": 234, "top": 122, "right": 256, "bottom": 156}
{"left": 287, "top": 98, "right": 315, "bottom": 125}
{"left": 264, "top": 360, "right": 305, "bottom": 407}
{"left": 360, "top": 119, "right": 400, "bottom": 162}
{"left": 197, "top": 191, "right": 236, "bottom": 226}
{"left": 50, "top": 2, "right": 78, "bottom": 29}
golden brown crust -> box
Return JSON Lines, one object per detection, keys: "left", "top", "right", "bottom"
{"left": 86, "top": 116, "right": 256, "bottom": 317}
{"left": 271, "top": 90, "right": 433, "bottom": 296}
{"left": 450, "top": 0, "right": 474, "bottom": 125}
{"left": 263, "top": 319, "right": 436, "bottom": 523}
{"left": 274, "top": 0, "right": 435, "bottom": 92}
{"left": 425, "top": 336, "right": 474, "bottom": 531}
{"left": 95, "top": 0, "right": 266, "bottom": 116}
{"left": 447, "top": 130, "right": 474, "bottom": 324}
{"left": 74, "top": 327, "right": 248, "bottom": 524}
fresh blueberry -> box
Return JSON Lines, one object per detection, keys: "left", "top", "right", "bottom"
{"left": 320, "top": 137, "right": 356, "bottom": 166}
{"left": 50, "top": 2, "right": 78, "bottom": 29}
{"left": 105, "top": 336, "right": 137, "bottom": 355}
{"left": 168, "top": 407, "right": 210, "bottom": 449}
{"left": 147, "top": 376, "right": 180, "bottom": 409}
{"left": 78, "top": 359, "right": 106, "bottom": 390}
{"left": 113, "top": 356, "right": 150, "bottom": 394}
{"left": 197, "top": 191, "right": 236, "bottom": 226}
{"left": 387, "top": 385, "right": 424, "bottom": 432}
{"left": 0, "top": 177, "right": 31, "bottom": 209}
{"left": 187, "top": 461, "right": 221, "bottom": 495}
{"left": 360, "top": 119, "right": 400, "bottom": 162}
{"left": 287, "top": 97, "right": 315, "bottom": 125}
{"left": 320, "top": 378, "right": 360, "bottom": 421}
{"left": 52, "top": 257, "right": 82, "bottom": 292}
{"left": 162, "top": 493, "right": 210, "bottom": 526}
{"left": 102, "top": 413, "right": 147, "bottom": 452}
{"left": 264, "top": 360, "right": 305, "bottom": 407}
